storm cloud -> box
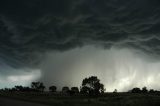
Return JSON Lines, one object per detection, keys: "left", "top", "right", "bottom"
{"left": 0, "top": 0, "right": 160, "bottom": 91}
{"left": 40, "top": 46, "right": 160, "bottom": 91}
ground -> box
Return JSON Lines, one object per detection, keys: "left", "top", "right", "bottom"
{"left": 0, "top": 97, "right": 49, "bottom": 106}
{"left": 1, "top": 92, "right": 160, "bottom": 106}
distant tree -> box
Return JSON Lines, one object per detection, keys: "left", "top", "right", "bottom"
{"left": 142, "top": 87, "right": 148, "bottom": 93}
{"left": 130, "top": 87, "right": 141, "bottom": 93}
{"left": 62, "top": 86, "right": 70, "bottom": 94}
{"left": 14, "top": 85, "right": 23, "bottom": 91}
{"left": 81, "top": 76, "right": 105, "bottom": 96}
{"left": 49, "top": 86, "right": 57, "bottom": 92}
{"left": 70, "top": 87, "right": 79, "bottom": 95}
{"left": 14, "top": 86, "right": 32, "bottom": 92}
{"left": 149, "top": 89, "right": 155, "bottom": 93}
{"left": 11, "top": 88, "right": 16, "bottom": 92}
{"left": 31, "top": 82, "right": 45, "bottom": 92}
{"left": 113, "top": 89, "right": 117, "bottom": 93}
{"left": 22, "top": 87, "right": 32, "bottom": 92}
{"left": 4, "top": 88, "right": 10, "bottom": 91}
{"left": 38, "top": 82, "right": 45, "bottom": 92}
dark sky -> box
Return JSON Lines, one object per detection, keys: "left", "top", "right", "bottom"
{"left": 0, "top": 0, "right": 160, "bottom": 91}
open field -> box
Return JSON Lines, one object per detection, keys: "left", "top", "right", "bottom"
{"left": 0, "top": 97, "right": 49, "bottom": 106}
{"left": 1, "top": 92, "right": 160, "bottom": 106}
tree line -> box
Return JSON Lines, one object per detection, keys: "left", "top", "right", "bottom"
{"left": 129, "top": 87, "right": 159, "bottom": 93}
{"left": 0, "top": 76, "right": 105, "bottom": 96}
{"left": 0, "top": 76, "right": 159, "bottom": 96}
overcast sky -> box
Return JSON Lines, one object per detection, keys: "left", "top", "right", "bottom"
{"left": 0, "top": 0, "right": 160, "bottom": 91}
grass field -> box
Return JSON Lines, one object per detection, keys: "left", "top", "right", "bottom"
{"left": 1, "top": 91, "right": 160, "bottom": 106}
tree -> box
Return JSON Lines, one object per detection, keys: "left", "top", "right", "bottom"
{"left": 22, "top": 87, "right": 32, "bottom": 92}
{"left": 80, "top": 86, "right": 90, "bottom": 94}
{"left": 31, "top": 82, "right": 45, "bottom": 92}
{"left": 142, "top": 87, "right": 148, "bottom": 93}
{"left": 14, "top": 86, "right": 23, "bottom": 91}
{"left": 113, "top": 89, "right": 117, "bottom": 93}
{"left": 70, "top": 87, "right": 79, "bottom": 95}
{"left": 130, "top": 87, "right": 141, "bottom": 93}
{"left": 62, "top": 86, "right": 70, "bottom": 94}
{"left": 149, "top": 89, "right": 155, "bottom": 93}
{"left": 49, "top": 86, "right": 57, "bottom": 92}
{"left": 14, "top": 86, "right": 32, "bottom": 92}
{"left": 81, "top": 76, "right": 105, "bottom": 96}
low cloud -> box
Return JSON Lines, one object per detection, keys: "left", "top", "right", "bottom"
{"left": 39, "top": 46, "right": 160, "bottom": 91}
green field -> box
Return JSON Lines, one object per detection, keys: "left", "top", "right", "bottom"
{"left": 1, "top": 92, "right": 160, "bottom": 106}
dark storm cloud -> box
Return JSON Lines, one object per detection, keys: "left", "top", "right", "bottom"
{"left": 0, "top": 0, "right": 160, "bottom": 67}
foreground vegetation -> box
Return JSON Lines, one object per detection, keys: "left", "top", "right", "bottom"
{"left": 1, "top": 91, "right": 160, "bottom": 106}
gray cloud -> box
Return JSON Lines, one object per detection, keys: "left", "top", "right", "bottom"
{"left": 39, "top": 46, "right": 160, "bottom": 91}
